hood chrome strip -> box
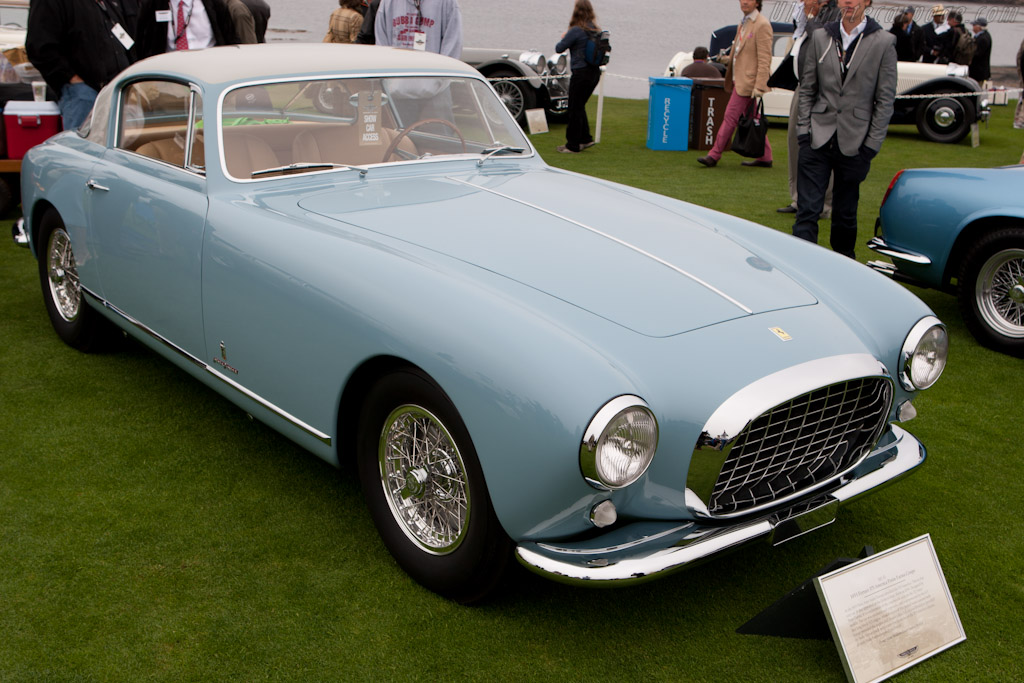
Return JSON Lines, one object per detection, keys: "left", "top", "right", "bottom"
{"left": 450, "top": 177, "right": 753, "bottom": 314}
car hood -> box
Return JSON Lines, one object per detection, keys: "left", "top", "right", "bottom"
{"left": 297, "top": 169, "right": 817, "bottom": 337}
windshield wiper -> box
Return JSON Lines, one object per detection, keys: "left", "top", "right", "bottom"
{"left": 250, "top": 162, "right": 369, "bottom": 178}
{"left": 477, "top": 146, "right": 526, "bottom": 166}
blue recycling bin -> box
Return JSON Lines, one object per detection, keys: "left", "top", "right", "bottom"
{"left": 647, "top": 77, "right": 692, "bottom": 151}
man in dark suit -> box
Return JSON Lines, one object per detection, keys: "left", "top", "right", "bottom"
{"left": 135, "top": 0, "right": 237, "bottom": 59}
{"left": 792, "top": 0, "right": 897, "bottom": 259}
{"left": 921, "top": 5, "right": 953, "bottom": 63}
{"left": 26, "top": 0, "right": 138, "bottom": 129}
{"left": 970, "top": 17, "right": 992, "bottom": 83}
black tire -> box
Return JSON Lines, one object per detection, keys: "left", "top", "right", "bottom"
{"left": 489, "top": 68, "right": 537, "bottom": 124}
{"left": 915, "top": 96, "right": 974, "bottom": 144}
{"left": 37, "top": 209, "right": 115, "bottom": 352}
{"left": 356, "top": 368, "right": 513, "bottom": 603}
{"left": 957, "top": 228, "right": 1024, "bottom": 357}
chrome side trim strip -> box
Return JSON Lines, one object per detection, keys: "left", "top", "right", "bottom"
{"left": 84, "top": 288, "right": 332, "bottom": 446}
{"left": 516, "top": 425, "right": 924, "bottom": 584}
{"left": 867, "top": 236, "right": 932, "bottom": 265}
{"left": 450, "top": 177, "right": 754, "bottom": 315}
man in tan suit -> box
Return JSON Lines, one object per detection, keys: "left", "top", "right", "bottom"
{"left": 697, "top": 0, "right": 773, "bottom": 168}
{"left": 793, "top": 0, "right": 897, "bottom": 258}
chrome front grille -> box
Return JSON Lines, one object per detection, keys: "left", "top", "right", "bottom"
{"left": 707, "top": 377, "right": 893, "bottom": 516}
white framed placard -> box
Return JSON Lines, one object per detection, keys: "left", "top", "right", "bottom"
{"left": 814, "top": 534, "right": 965, "bottom": 683}
{"left": 525, "top": 108, "right": 548, "bottom": 135}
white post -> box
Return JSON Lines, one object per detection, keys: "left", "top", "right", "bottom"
{"left": 595, "top": 67, "right": 605, "bottom": 143}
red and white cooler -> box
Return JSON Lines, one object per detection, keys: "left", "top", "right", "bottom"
{"left": 3, "top": 100, "right": 61, "bottom": 159}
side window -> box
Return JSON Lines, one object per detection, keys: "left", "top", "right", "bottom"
{"left": 118, "top": 80, "right": 202, "bottom": 171}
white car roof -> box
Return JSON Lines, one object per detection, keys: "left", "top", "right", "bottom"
{"left": 122, "top": 43, "right": 480, "bottom": 86}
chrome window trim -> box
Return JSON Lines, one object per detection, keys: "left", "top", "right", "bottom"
{"left": 690, "top": 353, "right": 892, "bottom": 519}
{"left": 217, "top": 72, "right": 536, "bottom": 183}
{"left": 83, "top": 287, "right": 332, "bottom": 446}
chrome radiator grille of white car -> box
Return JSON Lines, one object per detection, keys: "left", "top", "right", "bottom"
{"left": 707, "top": 377, "right": 893, "bottom": 515}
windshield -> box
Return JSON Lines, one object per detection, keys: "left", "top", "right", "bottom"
{"left": 220, "top": 76, "right": 530, "bottom": 180}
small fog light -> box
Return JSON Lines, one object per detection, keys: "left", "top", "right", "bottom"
{"left": 897, "top": 400, "right": 917, "bottom": 423}
{"left": 590, "top": 500, "right": 617, "bottom": 528}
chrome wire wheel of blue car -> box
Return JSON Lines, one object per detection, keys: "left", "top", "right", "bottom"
{"left": 37, "top": 209, "right": 114, "bottom": 352}
{"left": 379, "top": 404, "right": 470, "bottom": 553}
{"left": 357, "top": 368, "right": 512, "bottom": 603}
{"left": 959, "top": 228, "right": 1024, "bottom": 357}
{"left": 45, "top": 222, "right": 80, "bottom": 324}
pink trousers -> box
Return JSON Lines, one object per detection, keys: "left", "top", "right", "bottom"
{"left": 707, "top": 90, "right": 772, "bottom": 163}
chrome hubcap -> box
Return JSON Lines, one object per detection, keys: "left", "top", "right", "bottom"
{"left": 933, "top": 106, "right": 956, "bottom": 128}
{"left": 379, "top": 405, "right": 470, "bottom": 554}
{"left": 976, "top": 248, "right": 1024, "bottom": 338}
{"left": 47, "top": 228, "right": 81, "bottom": 322}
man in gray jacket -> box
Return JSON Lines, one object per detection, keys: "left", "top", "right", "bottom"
{"left": 374, "top": 0, "right": 462, "bottom": 59}
{"left": 792, "top": 0, "right": 897, "bottom": 259}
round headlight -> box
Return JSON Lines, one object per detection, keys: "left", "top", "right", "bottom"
{"left": 518, "top": 51, "right": 547, "bottom": 75}
{"left": 580, "top": 396, "right": 658, "bottom": 489}
{"left": 900, "top": 316, "right": 948, "bottom": 390}
{"left": 550, "top": 52, "right": 569, "bottom": 75}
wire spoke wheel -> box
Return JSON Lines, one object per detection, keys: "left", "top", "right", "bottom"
{"left": 975, "top": 248, "right": 1024, "bottom": 339}
{"left": 379, "top": 405, "right": 470, "bottom": 554}
{"left": 959, "top": 228, "right": 1024, "bottom": 357}
{"left": 357, "top": 368, "right": 513, "bottom": 602}
{"left": 46, "top": 226, "right": 81, "bottom": 322}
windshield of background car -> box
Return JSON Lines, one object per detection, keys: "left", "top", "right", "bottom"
{"left": 219, "top": 76, "right": 530, "bottom": 180}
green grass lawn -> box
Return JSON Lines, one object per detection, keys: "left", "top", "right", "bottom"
{"left": 2, "top": 99, "right": 1023, "bottom": 681}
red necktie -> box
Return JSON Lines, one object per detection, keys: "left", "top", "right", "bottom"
{"left": 175, "top": 0, "right": 189, "bottom": 51}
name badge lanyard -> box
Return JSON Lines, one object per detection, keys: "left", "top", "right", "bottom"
{"left": 173, "top": 0, "right": 195, "bottom": 47}
{"left": 835, "top": 33, "right": 863, "bottom": 79}
{"left": 93, "top": 0, "right": 132, "bottom": 64}
{"left": 410, "top": 0, "right": 426, "bottom": 50}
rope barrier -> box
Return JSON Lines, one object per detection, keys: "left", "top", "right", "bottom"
{"left": 484, "top": 72, "right": 1024, "bottom": 100}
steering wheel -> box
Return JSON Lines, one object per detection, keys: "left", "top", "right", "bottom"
{"left": 381, "top": 118, "right": 466, "bottom": 163}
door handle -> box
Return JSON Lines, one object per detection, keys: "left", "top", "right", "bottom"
{"left": 86, "top": 179, "right": 110, "bottom": 192}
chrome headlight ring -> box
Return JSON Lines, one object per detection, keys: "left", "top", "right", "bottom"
{"left": 900, "top": 316, "right": 948, "bottom": 391}
{"left": 580, "top": 396, "right": 659, "bottom": 490}
{"left": 518, "top": 51, "right": 547, "bottom": 76}
{"left": 548, "top": 52, "right": 569, "bottom": 76}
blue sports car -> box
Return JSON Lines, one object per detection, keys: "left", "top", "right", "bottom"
{"left": 869, "top": 165, "right": 1024, "bottom": 357}
{"left": 14, "top": 44, "right": 948, "bottom": 603}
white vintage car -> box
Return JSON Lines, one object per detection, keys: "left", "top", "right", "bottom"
{"left": 665, "top": 22, "right": 989, "bottom": 143}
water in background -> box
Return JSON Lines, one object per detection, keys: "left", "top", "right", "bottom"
{"left": 263, "top": 0, "right": 1024, "bottom": 99}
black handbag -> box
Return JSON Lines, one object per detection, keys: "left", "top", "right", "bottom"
{"left": 767, "top": 53, "right": 798, "bottom": 91}
{"left": 731, "top": 98, "right": 766, "bottom": 158}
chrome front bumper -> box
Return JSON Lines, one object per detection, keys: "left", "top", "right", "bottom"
{"left": 516, "top": 424, "right": 925, "bottom": 585}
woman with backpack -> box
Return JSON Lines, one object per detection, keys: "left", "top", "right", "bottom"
{"left": 555, "top": 0, "right": 605, "bottom": 153}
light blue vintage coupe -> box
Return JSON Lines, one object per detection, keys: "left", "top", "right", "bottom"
{"left": 14, "top": 44, "right": 949, "bottom": 603}
{"left": 869, "top": 166, "right": 1024, "bottom": 357}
